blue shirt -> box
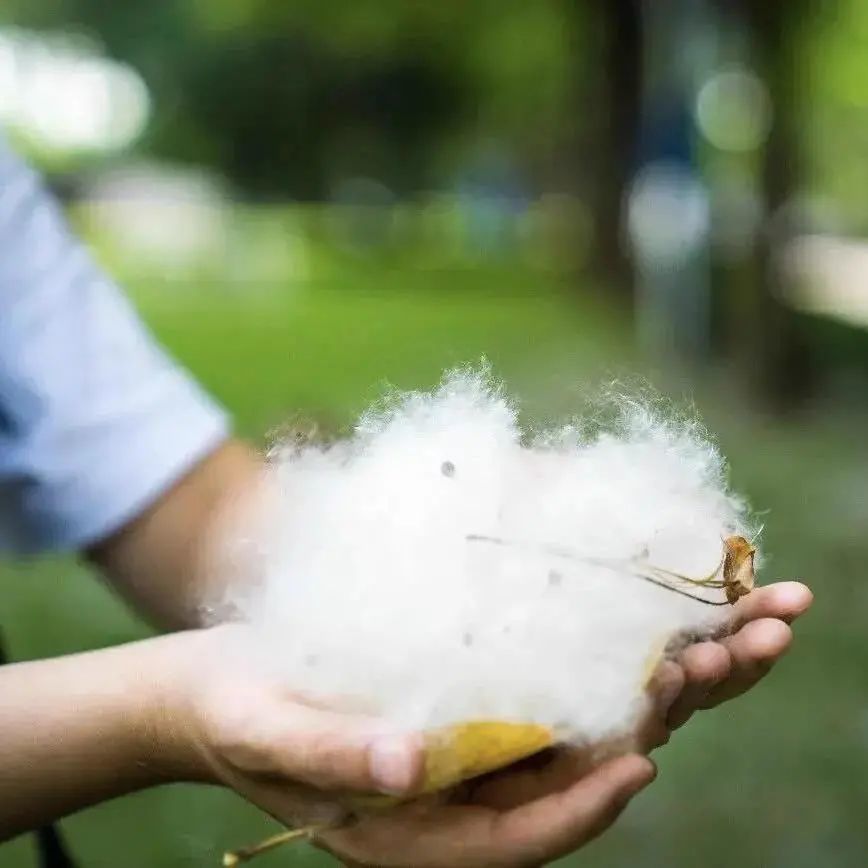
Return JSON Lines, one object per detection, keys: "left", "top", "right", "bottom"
{"left": 0, "top": 139, "right": 229, "bottom": 553}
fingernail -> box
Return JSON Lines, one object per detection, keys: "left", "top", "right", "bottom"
{"left": 370, "top": 736, "right": 420, "bottom": 795}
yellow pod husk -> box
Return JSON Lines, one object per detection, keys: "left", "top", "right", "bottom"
{"left": 349, "top": 719, "right": 555, "bottom": 813}
{"left": 422, "top": 719, "right": 555, "bottom": 792}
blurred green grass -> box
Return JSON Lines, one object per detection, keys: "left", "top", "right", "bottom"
{"left": 1, "top": 263, "right": 866, "bottom": 867}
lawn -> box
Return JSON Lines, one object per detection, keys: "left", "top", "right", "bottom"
{"left": 1, "top": 262, "right": 865, "bottom": 867}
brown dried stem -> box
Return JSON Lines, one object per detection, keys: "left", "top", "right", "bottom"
{"left": 223, "top": 825, "right": 326, "bottom": 866}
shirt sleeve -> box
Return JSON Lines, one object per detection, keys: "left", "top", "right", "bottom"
{"left": 0, "top": 139, "right": 231, "bottom": 554}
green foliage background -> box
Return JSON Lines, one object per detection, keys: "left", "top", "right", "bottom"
{"left": 1, "top": 2, "right": 868, "bottom": 866}
{"left": 0, "top": 254, "right": 863, "bottom": 866}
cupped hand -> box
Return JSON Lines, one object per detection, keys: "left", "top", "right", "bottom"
{"left": 161, "top": 624, "right": 656, "bottom": 867}
{"left": 161, "top": 578, "right": 808, "bottom": 868}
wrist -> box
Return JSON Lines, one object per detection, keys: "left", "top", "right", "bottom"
{"left": 137, "top": 630, "right": 221, "bottom": 785}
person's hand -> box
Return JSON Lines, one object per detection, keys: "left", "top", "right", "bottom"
{"left": 315, "top": 750, "right": 655, "bottom": 868}
{"left": 158, "top": 625, "right": 655, "bottom": 867}
{"left": 157, "top": 578, "right": 809, "bottom": 868}
{"left": 650, "top": 581, "right": 813, "bottom": 729}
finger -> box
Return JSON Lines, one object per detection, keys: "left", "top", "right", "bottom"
{"left": 646, "top": 659, "right": 685, "bottom": 719}
{"left": 493, "top": 754, "right": 656, "bottom": 865}
{"left": 729, "top": 582, "right": 813, "bottom": 631}
{"left": 702, "top": 618, "right": 792, "bottom": 708}
{"left": 635, "top": 710, "right": 671, "bottom": 753}
{"left": 234, "top": 704, "right": 426, "bottom": 795}
{"left": 665, "top": 642, "right": 731, "bottom": 729}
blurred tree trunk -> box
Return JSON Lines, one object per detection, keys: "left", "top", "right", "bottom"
{"left": 741, "top": 0, "right": 814, "bottom": 409}
{"left": 583, "top": 0, "right": 644, "bottom": 299}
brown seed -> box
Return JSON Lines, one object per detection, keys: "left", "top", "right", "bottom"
{"left": 722, "top": 535, "right": 756, "bottom": 603}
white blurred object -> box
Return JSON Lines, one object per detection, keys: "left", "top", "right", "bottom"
{"left": 628, "top": 162, "right": 710, "bottom": 265}
{"left": 80, "top": 163, "right": 229, "bottom": 276}
{"left": 0, "top": 27, "right": 150, "bottom": 155}
{"left": 781, "top": 234, "right": 868, "bottom": 328}
{"left": 695, "top": 66, "right": 772, "bottom": 153}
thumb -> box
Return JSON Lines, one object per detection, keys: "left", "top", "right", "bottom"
{"left": 248, "top": 703, "right": 426, "bottom": 795}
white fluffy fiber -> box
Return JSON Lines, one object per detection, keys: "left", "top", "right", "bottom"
{"left": 233, "top": 369, "right": 756, "bottom": 747}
